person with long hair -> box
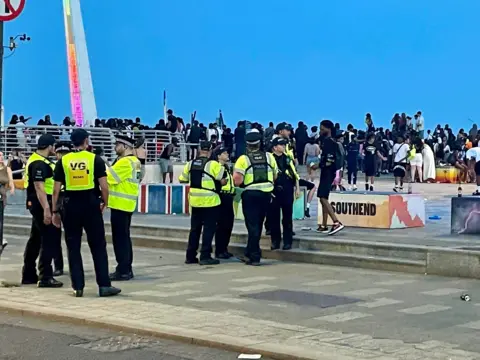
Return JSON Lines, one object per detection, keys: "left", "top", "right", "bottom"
{"left": 303, "top": 137, "right": 320, "bottom": 181}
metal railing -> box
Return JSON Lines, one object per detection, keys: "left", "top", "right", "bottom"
{"left": 0, "top": 126, "right": 196, "bottom": 163}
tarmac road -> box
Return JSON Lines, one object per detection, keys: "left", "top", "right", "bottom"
{"left": 0, "top": 311, "right": 267, "bottom": 360}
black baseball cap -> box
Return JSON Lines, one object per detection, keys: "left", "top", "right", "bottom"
{"left": 70, "top": 129, "right": 89, "bottom": 146}
{"left": 212, "top": 146, "right": 228, "bottom": 159}
{"left": 276, "top": 122, "right": 292, "bottom": 132}
{"left": 37, "top": 134, "right": 56, "bottom": 149}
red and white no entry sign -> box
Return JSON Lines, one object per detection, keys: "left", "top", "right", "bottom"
{"left": 0, "top": 0, "right": 25, "bottom": 21}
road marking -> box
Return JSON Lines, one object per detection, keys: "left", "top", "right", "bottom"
{"left": 156, "top": 281, "right": 205, "bottom": 288}
{"left": 230, "top": 284, "right": 277, "bottom": 292}
{"left": 376, "top": 279, "right": 417, "bottom": 286}
{"left": 130, "top": 290, "right": 201, "bottom": 298}
{"left": 188, "top": 295, "right": 246, "bottom": 304}
{"left": 458, "top": 320, "right": 480, "bottom": 330}
{"left": 343, "top": 288, "right": 391, "bottom": 297}
{"left": 421, "top": 288, "right": 465, "bottom": 296}
{"left": 198, "top": 269, "right": 240, "bottom": 275}
{"left": 314, "top": 312, "right": 372, "bottom": 323}
{"left": 357, "top": 298, "right": 403, "bottom": 308}
{"left": 303, "top": 280, "right": 347, "bottom": 286}
{"left": 398, "top": 304, "right": 451, "bottom": 315}
{"left": 232, "top": 276, "right": 277, "bottom": 283}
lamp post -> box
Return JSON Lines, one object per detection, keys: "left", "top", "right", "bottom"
{"left": 0, "top": 27, "right": 30, "bottom": 127}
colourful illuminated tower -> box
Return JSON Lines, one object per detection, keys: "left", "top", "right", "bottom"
{"left": 62, "top": 0, "right": 97, "bottom": 126}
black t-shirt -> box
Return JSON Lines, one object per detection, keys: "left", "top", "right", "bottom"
{"left": 320, "top": 137, "right": 336, "bottom": 169}
{"left": 27, "top": 158, "right": 54, "bottom": 206}
{"left": 9, "top": 159, "right": 24, "bottom": 179}
{"left": 364, "top": 142, "right": 378, "bottom": 165}
{"left": 53, "top": 152, "right": 107, "bottom": 199}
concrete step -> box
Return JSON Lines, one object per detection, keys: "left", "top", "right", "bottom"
{"left": 5, "top": 215, "right": 480, "bottom": 279}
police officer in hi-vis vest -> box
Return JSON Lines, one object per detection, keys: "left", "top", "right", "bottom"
{"left": 179, "top": 141, "right": 226, "bottom": 265}
{"left": 233, "top": 131, "right": 277, "bottom": 266}
{"left": 269, "top": 137, "right": 300, "bottom": 251}
{"left": 22, "top": 134, "right": 63, "bottom": 288}
{"left": 107, "top": 134, "right": 141, "bottom": 281}
{"left": 212, "top": 146, "right": 235, "bottom": 259}
{"left": 52, "top": 129, "right": 120, "bottom": 298}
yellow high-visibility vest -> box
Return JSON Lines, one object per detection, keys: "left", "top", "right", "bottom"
{"left": 24, "top": 152, "right": 55, "bottom": 195}
{"left": 61, "top": 151, "right": 95, "bottom": 191}
{"left": 107, "top": 155, "right": 141, "bottom": 212}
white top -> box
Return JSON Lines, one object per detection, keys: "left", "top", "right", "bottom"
{"left": 416, "top": 116, "right": 424, "bottom": 131}
{"left": 466, "top": 147, "right": 480, "bottom": 161}
{"left": 393, "top": 143, "right": 409, "bottom": 163}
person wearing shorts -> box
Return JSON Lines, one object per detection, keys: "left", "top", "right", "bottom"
{"left": 392, "top": 135, "right": 409, "bottom": 192}
{"left": 363, "top": 134, "right": 386, "bottom": 191}
{"left": 159, "top": 138, "right": 179, "bottom": 183}
{"left": 316, "top": 120, "right": 344, "bottom": 235}
{"left": 467, "top": 143, "right": 480, "bottom": 195}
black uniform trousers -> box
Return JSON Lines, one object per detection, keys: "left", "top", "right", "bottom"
{"left": 186, "top": 205, "right": 219, "bottom": 261}
{"left": 242, "top": 190, "right": 271, "bottom": 262}
{"left": 62, "top": 195, "right": 111, "bottom": 290}
{"left": 215, "top": 194, "right": 234, "bottom": 256}
{"left": 22, "top": 203, "right": 60, "bottom": 281}
{"left": 269, "top": 182, "right": 294, "bottom": 248}
{"left": 111, "top": 209, "right": 133, "bottom": 275}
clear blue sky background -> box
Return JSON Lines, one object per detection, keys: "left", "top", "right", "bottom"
{"left": 4, "top": 0, "right": 480, "bottom": 131}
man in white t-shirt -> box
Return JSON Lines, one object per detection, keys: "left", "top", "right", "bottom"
{"left": 392, "top": 135, "right": 410, "bottom": 192}
{"left": 466, "top": 144, "right": 480, "bottom": 195}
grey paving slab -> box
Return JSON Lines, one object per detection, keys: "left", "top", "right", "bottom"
{"left": 1, "top": 235, "right": 480, "bottom": 357}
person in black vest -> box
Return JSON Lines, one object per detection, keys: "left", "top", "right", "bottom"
{"left": 269, "top": 137, "right": 300, "bottom": 251}
{"left": 213, "top": 147, "right": 235, "bottom": 259}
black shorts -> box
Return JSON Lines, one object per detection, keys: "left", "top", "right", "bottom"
{"left": 317, "top": 167, "right": 336, "bottom": 199}
{"left": 393, "top": 163, "right": 406, "bottom": 178}
{"left": 475, "top": 161, "right": 480, "bottom": 176}
{"left": 365, "top": 162, "right": 376, "bottom": 177}
{"left": 299, "top": 179, "right": 315, "bottom": 190}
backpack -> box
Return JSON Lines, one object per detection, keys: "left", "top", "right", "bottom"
{"left": 335, "top": 141, "right": 345, "bottom": 171}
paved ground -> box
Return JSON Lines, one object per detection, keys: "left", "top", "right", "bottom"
{"left": 1, "top": 237, "right": 480, "bottom": 359}
{"left": 0, "top": 311, "right": 254, "bottom": 360}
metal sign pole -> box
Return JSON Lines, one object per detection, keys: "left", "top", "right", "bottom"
{"left": 0, "top": 20, "right": 4, "bottom": 129}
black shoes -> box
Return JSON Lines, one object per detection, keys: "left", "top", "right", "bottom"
{"left": 73, "top": 289, "right": 83, "bottom": 297}
{"left": 99, "top": 286, "right": 121, "bottom": 297}
{"left": 109, "top": 271, "right": 134, "bottom": 281}
{"left": 282, "top": 244, "right": 292, "bottom": 250}
{"left": 199, "top": 258, "right": 220, "bottom": 266}
{"left": 37, "top": 278, "right": 63, "bottom": 288}
{"left": 305, "top": 208, "right": 311, "bottom": 218}
{"left": 185, "top": 258, "right": 199, "bottom": 264}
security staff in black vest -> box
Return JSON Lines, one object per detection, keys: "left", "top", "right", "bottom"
{"left": 51, "top": 141, "right": 73, "bottom": 276}
{"left": 52, "top": 129, "right": 121, "bottom": 297}
{"left": 269, "top": 137, "right": 300, "bottom": 250}
{"left": 22, "top": 134, "right": 63, "bottom": 288}
{"left": 233, "top": 131, "right": 278, "bottom": 266}
{"left": 213, "top": 146, "right": 235, "bottom": 259}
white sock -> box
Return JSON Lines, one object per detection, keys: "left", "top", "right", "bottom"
{"left": 306, "top": 203, "right": 311, "bottom": 209}
{"left": 477, "top": 186, "right": 480, "bottom": 192}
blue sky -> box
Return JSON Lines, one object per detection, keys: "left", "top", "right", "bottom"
{"left": 4, "top": 0, "right": 480, "bottom": 131}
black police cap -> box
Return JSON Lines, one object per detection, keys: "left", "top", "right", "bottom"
{"left": 37, "top": 134, "right": 56, "bottom": 149}
{"left": 271, "top": 137, "right": 288, "bottom": 147}
{"left": 245, "top": 131, "right": 262, "bottom": 145}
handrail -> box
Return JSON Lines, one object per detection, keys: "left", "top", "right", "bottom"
{"left": 0, "top": 125, "right": 197, "bottom": 163}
